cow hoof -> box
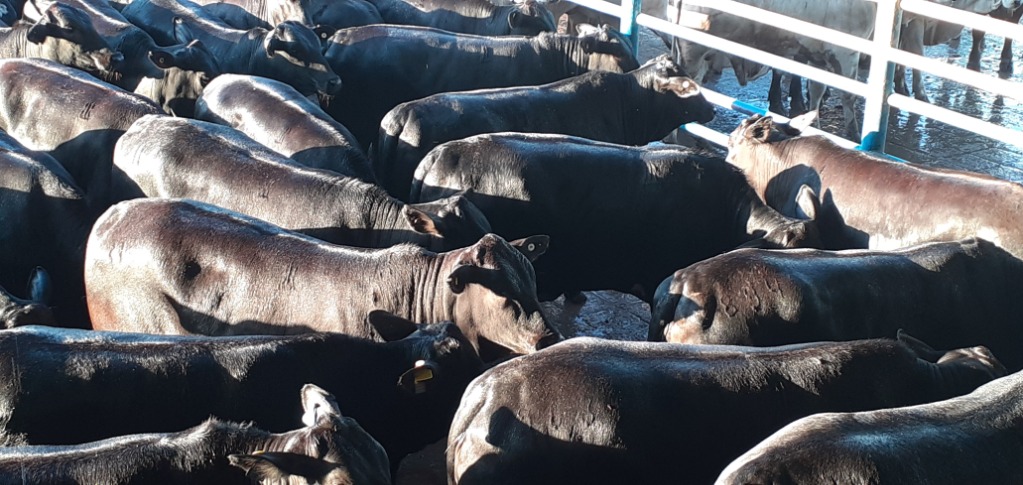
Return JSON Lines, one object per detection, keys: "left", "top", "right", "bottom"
{"left": 967, "top": 59, "right": 981, "bottom": 72}
{"left": 999, "top": 61, "right": 1014, "bottom": 76}
{"left": 564, "top": 291, "right": 587, "bottom": 306}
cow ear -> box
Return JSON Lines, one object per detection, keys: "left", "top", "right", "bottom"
{"left": 795, "top": 184, "right": 819, "bottom": 221}
{"left": 787, "top": 110, "right": 818, "bottom": 133}
{"left": 148, "top": 48, "right": 175, "bottom": 69}
{"left": 398, "top": 359, "right": 441, "bottom": 395}
{"left": 742, "top": 115, "right": 774, "bottom": 143}
{"left": 366, "top": 310, "right": 419, "bottom": 342}
{"left": 507, "top": 10, "right": 522, "bottom": 29}
{"left": 897, "top": 330, "right": 944, "bottom": 363}
{"left": 510, "top": 235, "right": 549, "bottom": 262}
{"left": 27, "top": 267, "right": 51, "bottom": 305}
{"left": 266, "top": 27, "right": 287, "bottom": 57}
{"left": 556, "top": 13, "right": 570, "bottom": 34}
{"left": 575, "top": 23, "right": 600, "bottom": 36}
{"left": 655, "top": 76, "right": 701, "bottom": 98}
{"left": 447, "top": 264, "right": 487, "bottom": 294}
{"left": 173, "top": 17, "right": 195, "bottom": 44}
{"left": 314, "top": 24, "right": 336, "bottom": 42}
{"left": 300, "top": 383, "right": 340, "bottom": 426}
{"left": 403, "top": 206, "right": 441, "bottom": 236}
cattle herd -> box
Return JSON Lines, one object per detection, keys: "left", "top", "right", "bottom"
{"left": 0, "top": 0, "right": 1022, "bottom": 481}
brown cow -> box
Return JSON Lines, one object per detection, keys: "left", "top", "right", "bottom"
{"left": 726, "top": 113, "right": 1023, "bottom": 257}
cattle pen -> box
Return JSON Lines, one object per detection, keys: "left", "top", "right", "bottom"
{"left": 563, "top": 0, "right": 1023, "bottom": 154}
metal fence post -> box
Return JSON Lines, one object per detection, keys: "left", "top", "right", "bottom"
{"left": 859, "top": 0, "right": 902, "bottom": 152}
{"left": 621, "top": 0, "right": 641, "bottom": 56}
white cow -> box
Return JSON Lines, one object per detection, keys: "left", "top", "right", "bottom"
{"left": 671, "top": 0, "right": 876, "bottom": 140}
{"left": 896, "top": 0, "right": 1006, "bottom": 102}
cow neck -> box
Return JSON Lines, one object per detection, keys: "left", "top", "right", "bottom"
{"left": 0, "top": 23, "right": 33, "bottom": 59}
{"left": 921, "top": 358, "right": 1001, "bottom": 405}
{"left": 167, "top": 419, "right": 276, "bottom": 465}
{"left": 361, "top": 186, "right": 429, "bottom": 248}
{"left": 408, "top": 250, "right": 449, "bottom": 323}
{"left": 537, "top": 34, "right": 588, "bottom": 78}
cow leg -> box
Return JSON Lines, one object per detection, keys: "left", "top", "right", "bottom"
{"left": 998, "top": 7, "right": 1023, "bottom": 75}
{"left": 830, "top": 51, "right": 861, "bottom": 141}
{"left": 769, "top": 69, "right": 781, "bottom": 114}
{"left": 1000, "top": 37, "right": 1015, "bottom": 75}
{"left": 968, "top": 27, "right": 985, "bottom": 71}
{"left": 911, "top": 68, "right": 929, "bottom": 103}
{"left": 789, "top": 74, "right": 807, "bottom": 116}
{"left": 896, "top": 20, "right": 923, "bottom": 97}
{"left": 893, "top": 65, "right": 909, "bottom": 96}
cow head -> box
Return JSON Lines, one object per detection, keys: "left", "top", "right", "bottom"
{"left": 0, "top": 267, "right": 56, "bottom": 329}
{"left": 262, "top": 21, "right": 342, "bottom": 101}
{"left": 506, "top": 0, "right": 557, "bottom": 36}
{"left": 403, "top": 192, "right": 493, "bottom": 252}
{"left": 575, "top": 24, "right": 640, "bottom": 73}
{"left": 366, "top": 311, "right": 483, "bottom": 389}
{"left": 728, "top": 112, "right": 816, "bottom": 153}
{"left": 637, "top": 55, "right": 716, "bottom": 125}
{"left": 229, "top": 383, "right": 391, "bottom": 484}
{"left": 441, "top": 234, "right": 562, "bottom": 360}
{"left": 26, "top": 3, "right": 123, "bottom": 74}
{"left": 148, "top": 40, "right": 221, "bottom": 88}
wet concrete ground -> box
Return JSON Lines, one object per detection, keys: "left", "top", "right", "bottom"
{"left": 395, "top": 25, "right": 1023, "bottom": 484}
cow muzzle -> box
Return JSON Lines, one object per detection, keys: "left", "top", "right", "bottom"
{"left": 324, "top": 76, "right": 342, "bottom": 95}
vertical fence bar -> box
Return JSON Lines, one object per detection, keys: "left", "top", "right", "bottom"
{"left": 620, "top": 0, "right": 641, "bottom": 55}
{"left": 859, "top": 0, "right": 902, "bottom": 152}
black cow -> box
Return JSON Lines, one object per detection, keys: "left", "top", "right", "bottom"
{"left": 195, "top": 74, "right": 372, "bottom": 182}
{"left": 377, "top": 54, "right": 715, "bottom": 198}
{"left": 717, "top": 369, "right": 1023, "bottom": 485}
{"left": 727, "top": 113, "right": 1023, "bottom": 257}
{"left": 448, "top": 334, "right": 1004, "bottom": 485}
{"left": 86, "top": 198, "right": 559, "bottom": 360}
{"left": 0, "top": 268, "right": 54, "bottom": 328}
{"left": 412, "top": 133, "right": 820, "bottom": 302}
{"left": 113, "top": 115, "right": 489, "bottom": 251}
{"left": 0, "top": 320, "right": 478, "bottom": 470}
{"left": 25, "top": 0, "right": 165, "bottom": 90}
{"left": 0, "top": 58, "right": 162, "bottom": 210}
{"left": 365, "top": 0, "right": 555, "bottom": 36}
{"left": 306, "top": 0, "right": 381, "bottom": 33}
{"left": 134, "top": 39, "right": 220, "bottom": 117}
{"left": 322, "top": 23, "right": 638, "bottom": 147}
{"left": 0, "top": 130, "right": 95, "bottom": 326}
{"left": 191, "top": 0, "right": 312, "bottom": 29}
{"left": 0, "top": 2, "right": 121, "bottom": 73}
{"left": 121, "top": 0, "right": 340, "bottom": 99}
{"left": 0, "top": 384, "right": 391, "bottom": 485}
{"left": 650, "top": 238, "right": 1023, "bottom": 371}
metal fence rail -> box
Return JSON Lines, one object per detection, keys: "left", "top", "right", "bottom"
{"left": 571, "top": 0, "right": 1023, "bottom": 153}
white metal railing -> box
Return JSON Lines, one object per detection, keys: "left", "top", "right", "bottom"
{"left": 583, "top": 0, "right": 1023, "bottom": 153}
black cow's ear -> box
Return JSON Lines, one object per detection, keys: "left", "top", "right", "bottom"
{"left": 398, "top": 360, "right": 441, "bottom": 395}
{"left": 366, "top": 310, "right": 419, "bottom": 342}
{"left": 148, "top": 49, "right": 175, "bottom": 69}
{"left": 447, "top": 264, "right": 487, "bottom": 294}
{"left": 314, "top": 24, "right": 336, "bottom": 42}
{"left": 404, "top": 206, "right": 441, "bottom": 236}
{"left": 655, "top": 76, "right": 700, "bottom": 98}
{"left": 173, "top": 17, "right": 195, "bottom": 44}
{"left": 507, "top": 10, "right": 522, "bottom": 29}
{"left": 897, "top": 330, "right": 944, "bottom": 363}
{"left": 27, "top": 267, "right": 51, "bottom": 305}
{"left": 300, "top": 383, "right": 340, "bottom": 426}
{"left": 510, "top": 235, "right": 550, "bottom": 262}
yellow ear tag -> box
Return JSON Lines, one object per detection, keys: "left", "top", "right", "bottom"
{"left": 413, "top": 360, "right": 434, "bottom": 394}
